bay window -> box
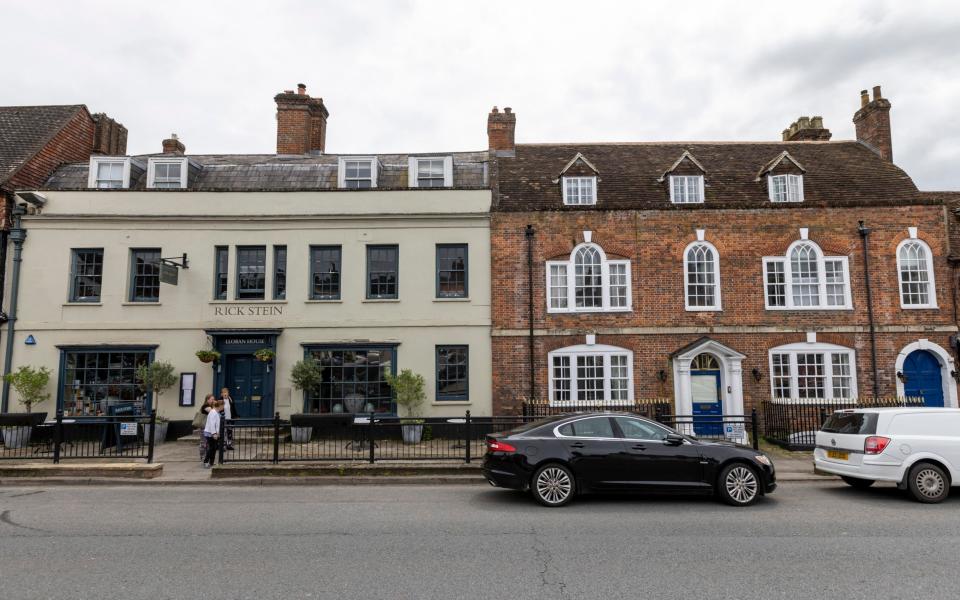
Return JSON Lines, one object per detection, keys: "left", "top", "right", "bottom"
{"left": 768, "top": 343, "right": 856, "bottom": 401}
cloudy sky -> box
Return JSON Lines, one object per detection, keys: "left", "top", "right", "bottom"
{"left": 5, "top": 0, "right": 959, "bottom": 188}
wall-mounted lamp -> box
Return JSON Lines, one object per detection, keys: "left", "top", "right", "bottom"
{"left": 896, "top": 371, "right": 906, "bottom": 384}
{"left": 656, "top": 369, "right": 667, "bottom": 382}
{"left": 952, "top": 370, "right": 959, "bottom": 382}
{"left": 751, "top": 368, "right": 763, "bottom": 383}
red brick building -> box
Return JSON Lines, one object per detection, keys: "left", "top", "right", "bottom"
{"left": 489, "top": 87, "right": 960, "bottom": 419}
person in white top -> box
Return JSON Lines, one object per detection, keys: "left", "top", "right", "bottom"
{"left": 220, "top": 387, "right": 235, "bottom": 450}
{"left": 203, "top": 400, "right": 223, "bottom": 468}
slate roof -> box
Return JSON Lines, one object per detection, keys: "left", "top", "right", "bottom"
{"left": 494, "top": 141, "right": 924, "bottom": 211}
{"left": 0, "top": 105, "right": 84, "bottom": 186}
{"left": 43, "top": 151, "right": 489, "bottom": 191}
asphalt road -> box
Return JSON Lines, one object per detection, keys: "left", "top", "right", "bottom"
{"left": 0, "top": 481, "right": 958, "bottom": 600}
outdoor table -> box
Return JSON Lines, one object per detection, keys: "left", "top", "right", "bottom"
{"left": 446, "top": 418, "right": 467, "bottom": 449}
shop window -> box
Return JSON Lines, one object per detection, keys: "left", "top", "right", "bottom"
{"left": 304, "top": 346, "right": 396, "bottom": 414}
{"left": 436, "top": 345, "right": 469, "bottom": 401}
{"left": 60, "top": 349, "right": 152, "bottom": 416}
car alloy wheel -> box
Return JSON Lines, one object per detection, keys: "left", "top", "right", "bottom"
{"left": 534, "top": 465, "right": 573, "bottom": 507}
{"left": 723, "top": 465, "right": 759, "bottom": 506}
{"left": 910, "top": 464, "right": 948, "bottom": 503}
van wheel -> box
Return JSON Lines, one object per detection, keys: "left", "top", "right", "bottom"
{"left": 907, "top": 463, "right": 950, "bottom": 504}
{"left": 531, "top": 464, "right": 575, "bottom": 507}
{"left": 841, "top": 476, "right": 875, "bottom": 489}
{"left": 717, "top": 463, "right": 760, "bottom": 507}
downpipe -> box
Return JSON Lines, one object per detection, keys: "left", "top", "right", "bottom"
{"left": 1, "top": 204, "right": 27, "bottom": 412}
{"left": 858, "top": 221, "right": 879, "bottom": 398}
{"left": 525, "top": 225, "right": 536, "bottom": 404}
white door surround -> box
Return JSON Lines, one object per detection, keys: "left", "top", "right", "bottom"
{"left": 894, "top": 339, "right": 958, "bottom": 408}
{"left": 671, "top": 338, "right": 746, "bottom": 417}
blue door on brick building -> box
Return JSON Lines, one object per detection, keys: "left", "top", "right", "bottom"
{"left": 903, "top": 350, "right": 944, "bottom": 407}
{"left": 691, "top": 354, "right": 723, "bottom": 435}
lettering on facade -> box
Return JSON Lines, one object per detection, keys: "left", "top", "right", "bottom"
{"left": 213, "top": 305, "right": 284, "bottom": 318}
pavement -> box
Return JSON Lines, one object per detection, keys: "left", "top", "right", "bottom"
{"left": 0, "top": 482, "right": 957, "bottom": 599}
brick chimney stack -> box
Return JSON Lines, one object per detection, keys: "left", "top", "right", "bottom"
{"left": 162, "top": 133, "right": 185, "bottom": 154}
{"left": 782, "top": 115, "right": 832, "bottom": 141}
{"left": 275, "top": 83, "right": 329, "bottom": 155}
{"left": 853, "top": 85, "right": 892, "bottom": 162}
{"left": 488, "top": 106, "right": 516, "bottom": 156}
{"left": 91, "top": 113, "right": 128, "bottom": 155}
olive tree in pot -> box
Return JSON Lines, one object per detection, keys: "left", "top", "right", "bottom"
{"left": 289, "top": 359, "right": 323, "bottom": 443}
{"left": 136, "top": 361, "right": 177, "bottom": 444}
{"left": 384, "top": 369, "right": 425, "bottom": 444}
{"left": 2, "top": 366, "right": 51, "bottom": 448}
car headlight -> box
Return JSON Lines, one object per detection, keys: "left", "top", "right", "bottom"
{"left": 754, "top": 455, "right": 772, "bottom": 467}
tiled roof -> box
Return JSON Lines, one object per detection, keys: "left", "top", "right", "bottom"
{"left": 494, "top": 141, "right": 923, "bottom": 211}
{"left": 0, "top": 105, "right": 83, "bottom": 186}
{"left": 43, "top": 151, "right": 489, "bottom": 191}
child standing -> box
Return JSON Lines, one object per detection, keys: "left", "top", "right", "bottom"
{"left": 203, "top": 399, "right": 223, "bottom": 468}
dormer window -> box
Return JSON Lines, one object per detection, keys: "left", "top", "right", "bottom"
{"left": 769, "top": 174, "right": 803, "bottom": 202}
{"left": 147, "top": 158, "right": 188, "bottom": 189}
{"left": 562, "top": 177, "right": 596, "bottom": 206}
{"left": 670, "top": 175, "right": 704, "bottom": 204}
{"left": 408, "top": 156, "right": 453, "bottom": 188}
{"left": 338, "top": 157, "right": 377, "bottom": 189}
{"left": 88, "top": 157, "right": 130, "bottom": 189}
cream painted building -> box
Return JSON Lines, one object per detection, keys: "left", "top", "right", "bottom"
{"left": 1, "top": 145, "right": 492, "bottom": 421}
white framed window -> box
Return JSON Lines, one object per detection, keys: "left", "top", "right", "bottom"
{"left": 669, "top": 175, "right": 704, "bottom": 204}
{"left": 546, "top": 243, "right": 631, "bottom": 313}
{"left": 338, "top": 157, "right": 378, "bottom": 189}
{"left": 768, "top": 174, "right": 804, "bottom": 202}
{"left": 763, "top": 241, "right": 851, "bottom": 310}
{"left": 408, "top": 156, "right": 453, "bottom": 188}
{"left": 768, "top": 342, "right": 857, "bottom": 401}
{"left": 146, "top": 157, "right": 188, "bottom": 189}
{"left": 548, "top": 344, "right": 634, "bottom": 406}
{"left": 562, "top": 176, "right": 597, "bottom": 205}
{"left": 897, "top": 239, "right": 937, "bottom": 308}
{"left": 88, "top": 157, "right": 131, "bottom": 189}
{"left": 684, "top": 241, "right": 721, "bottom": 310}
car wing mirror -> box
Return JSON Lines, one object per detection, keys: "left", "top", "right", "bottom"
{"left": 664, "top": 433, "right": 684, "bottom": 446}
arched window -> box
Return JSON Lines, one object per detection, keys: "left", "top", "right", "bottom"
{"left": 548, "top": 343, "right": 633, "bottom": 406}
{"left": 684, "top": 241, "right": 720, "bottom": 310}
{"left": 546, "top": 243, "right": 631, "bottom": 313}
{"left": 897, "top": 239, "right": 936, "bottom": 308}
{"left": 763, "top": 240, "right": 850, "bottom": 310}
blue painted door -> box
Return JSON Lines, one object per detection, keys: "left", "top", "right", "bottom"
{"left": 903, "top": 350, "right": 944, "bottom": 407}
{"left": 225, "top": 355, "right": 268, "bottom": 418}
{"left": 691, "top": 370, "right": 723, "bottom": 436}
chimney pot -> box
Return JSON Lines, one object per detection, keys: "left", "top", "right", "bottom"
{"left": 782, "top": 115, "right": 831, "bottom": 142}
{"left": 872, "top": 85, "right": 882, "bottom": 100}
{"left": 297, "top": 83, "right": 307, "bottom": 95}
{"left": 860, "top": 90, "right": 869, "bottom": 107}
{"left": 504, "top": 107, "right": 512, "bottom": 114}
{"left": 162, "top": 134, "right": 185, "bottom": 154}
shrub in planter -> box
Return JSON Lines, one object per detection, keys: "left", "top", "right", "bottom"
{"left": 2, "top": 365, "right": 51, "bottom": 448}
{"left": 385, "top": 369, "right": 426, "bottom": 444}
{"left": 290, "top": 359, "right": 324, "bottom": 440}
{"left": 136, "top": 360, "right": 177, "bottom": 444}
{"left": 196, "top": 350, "right": 221, "bottom": 364}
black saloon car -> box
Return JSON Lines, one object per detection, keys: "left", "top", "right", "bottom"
{"left": 482, "top": 412, "right": 776, "bottom": 507}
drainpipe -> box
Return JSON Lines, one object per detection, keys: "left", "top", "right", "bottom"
{"left": 858, "top": 221, "right": 879, "bottom": 398}
{"left": 1, "top": 204, "right": 27, "bottom": 411}
{"left": 525, "top": 225, "right": 536, "bottom": 403}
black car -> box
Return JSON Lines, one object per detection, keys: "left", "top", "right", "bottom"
{"left": 482, "top": 412, "right": 776, "bottom": 507}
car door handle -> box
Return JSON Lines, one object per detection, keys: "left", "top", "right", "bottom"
{"left": 569, "top": 442, "right": 585, "bottom": 449}
{"left": 631, "top": 444, "right": 646, "bottom": 450}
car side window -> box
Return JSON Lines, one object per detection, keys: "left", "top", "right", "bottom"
{"left": 615, "top": 417, "right": 668, "bottom": 441}
{"left": 558, "top": 417, "right": 616, "bottom": 438}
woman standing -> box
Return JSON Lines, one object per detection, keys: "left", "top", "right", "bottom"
{"left": 220, "top": 387, "right": 235, "bottom": 450}
{"left": 203, "top": 399, "right": 223, "bottom": 468}
{"left": 194, "top": 394, "right": 216, "bottom": 462}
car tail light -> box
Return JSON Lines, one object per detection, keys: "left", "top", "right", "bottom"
{"left": 487, "top": 439, "right": 516, "bottom": 453}
{"left": 864, "top": 436, "right": 891, "bottom": 455}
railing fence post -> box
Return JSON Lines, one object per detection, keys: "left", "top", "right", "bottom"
{"left": 53, "top": 409, "right": 63, "bottom": 464}
{"left": 218, "top": 412, "right": 226, "bottom": 465}
{"left": 368, "top": 411, "right": 376, "bottom": 464}
{"left": 147, "top": 409, "right": 157, "bottom": 463}
{"left": 464, "top": 410, "right": 471, "bottom": 464}
{"left": 751, "top": 408, "right": 759, "bottom": 451}
{"left": 273, "top": 412, "right": 281, "bottom": 464}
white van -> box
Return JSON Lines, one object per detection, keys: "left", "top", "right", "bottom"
{"left": 814, "top": 408, "right": 960, "bottom": 503}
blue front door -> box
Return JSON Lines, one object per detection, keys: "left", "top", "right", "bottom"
{"left": 691, "top": 368, "right": 723, "bottom": 436}
{"left": 903, "top": 350, "right": 944, "bottom": 407}
{"left": 225, "top": 355, "right": 268, "bottom": 418}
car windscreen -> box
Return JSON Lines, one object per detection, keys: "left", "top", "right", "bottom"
{"left": 821, "top": 412, "right": 878, "bottom": 435}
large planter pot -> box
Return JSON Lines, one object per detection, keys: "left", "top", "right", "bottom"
{"left": 1, "top": 426, "right": 32, "bottom": 449}
{"left": 290, "top": 426, "right": 312, "bottom": 443}
{"left": 143, "top": 421, "right": 169, "bottom": 445}
{"left": 401, "top": 424, "right": 423, "bottom": 444}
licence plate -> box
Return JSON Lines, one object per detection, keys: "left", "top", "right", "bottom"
{"left": 827, "top": 450, "right": 849, "bottom": 460}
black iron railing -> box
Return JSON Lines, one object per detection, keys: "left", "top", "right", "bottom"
{"left": 0, "top": 410, "right": 157, "bottom": 463}
{"left": 657, "top": 411, "right": 759, "bottom": 450}
{"left": 522, "top": 398, "right": 672, "bottom": 419}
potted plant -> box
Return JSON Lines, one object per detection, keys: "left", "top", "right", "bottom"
{"left": 254, "top": 348, "right": 275, "bottom": 363}
{"left": 2, "top": 365, "right": 51, "bottom": 448}
{"left": 385, "top": 369, "right": 425, "bottom": 444}
{"left": 289, "top": 359, "right": 323, "bottom": 443}
{"left": 195, "top": 349, "right": 221, "bottom": 364}
{"left": 136, "top": 360, "right": 177, "bottom": 444}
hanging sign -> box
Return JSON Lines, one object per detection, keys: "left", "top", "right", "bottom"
{"left": 159, "top": 263, "right": 179, "bottom": 286}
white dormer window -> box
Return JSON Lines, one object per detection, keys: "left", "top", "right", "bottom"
{"left": 562, "top": 177, "right": 596, "bottom": 205}
{"left": 147, "top": 158, "right": 188, "bottom": 189}
{"left": 670, "top": 175, "right": 704, "bottom": 204}
{"left": 408, "top": 156, "right": 453, "bottom": 188}
{"left": 338, "top": 157, "right": 377, "bottom": 189}
{"left": 88, "top": 157, "right": 130, "bottom": 189}
{"left": 768, "top": 174, "right": 804, "bottom": 202}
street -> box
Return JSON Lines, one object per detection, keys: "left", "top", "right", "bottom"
{"left": 0, "top": 482, "right": 958, "bottom": 599}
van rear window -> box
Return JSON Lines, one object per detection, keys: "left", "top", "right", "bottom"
{"left": 821, "top": 412, "right": 878, "bottom": 435}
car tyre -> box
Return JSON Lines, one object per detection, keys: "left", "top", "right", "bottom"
{"left": 840, "top": 476, "right": 875, "bottom": 489}
{"left": 717, "top": 463, "right": 760, "bottom": 507}
{"left": 531, "top": 463, "right": 575, "bottom": 507}
{"left": 907, "top": 462, "right": 950, "bottom": 504}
